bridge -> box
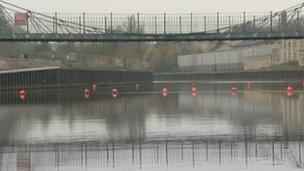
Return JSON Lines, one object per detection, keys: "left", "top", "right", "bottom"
{"left": 0, "top": 1, "right": 304, "bottom": 42}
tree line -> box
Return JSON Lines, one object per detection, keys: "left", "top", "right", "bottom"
{"left": 0, "top": 41, "right": 206, "bottom": 72}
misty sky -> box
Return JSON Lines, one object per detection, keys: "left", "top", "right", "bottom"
{"left": 6, "top": 0, "right": 304, "bottom": 13}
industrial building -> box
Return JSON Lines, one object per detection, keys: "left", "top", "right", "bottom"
{"left": 178, "top": 40, "right": 304, "bottom": 71}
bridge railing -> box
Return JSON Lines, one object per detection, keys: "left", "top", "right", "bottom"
{"left": 0, "top": 9, "right": 275, "bottom": 35}
{"left": 37, "top": 12, "right": 271, "bottom": 34}
{"left": 1, "top": 0, "right": 304, "bottom": 41}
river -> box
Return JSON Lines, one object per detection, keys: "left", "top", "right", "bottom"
{"left": 0, "top": 81, "right": 303, "bottom": 171}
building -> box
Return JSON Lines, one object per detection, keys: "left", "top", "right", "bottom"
{"left": 238, "top": 40, "right": 304, "bottom": 70}
{"left": 241, "top": 41, "right": 281, "bottom": 70}
{"left": 281, "top": 40, "right": 304, "bottom": 66}
{"left": 178, "top": 49, "right": 244, "bottom": 72}
{"left": 178, "top": 40, "right": 304, "bottom": 72}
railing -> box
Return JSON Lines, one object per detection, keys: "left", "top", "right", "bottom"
{"left": 1, "top": 1, "right": 304, "bottom": 41}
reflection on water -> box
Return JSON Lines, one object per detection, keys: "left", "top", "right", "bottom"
{"left": 0, "top": 82, "right": 303, "bottom": 170}
{"left": 1, "top": 139, "right": 304, "bottom": 171}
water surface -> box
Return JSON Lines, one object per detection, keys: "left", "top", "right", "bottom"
{"left": 0, "top": 82, "right": 303, "bottom": 171}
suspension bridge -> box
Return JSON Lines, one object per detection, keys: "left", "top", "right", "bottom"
{"left": 0, "top": 1, "right": 304, "bottom": 42}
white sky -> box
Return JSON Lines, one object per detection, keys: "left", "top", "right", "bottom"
{"left": 5, "top": 0, "right": 304, "bottom": 13}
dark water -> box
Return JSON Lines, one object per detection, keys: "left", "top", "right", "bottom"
{"left": 0, "top": 82, "right": 304, "bottom": 171}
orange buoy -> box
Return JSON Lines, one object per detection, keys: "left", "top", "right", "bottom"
{"left": 286, "top": 86, "right": 294, "bottom": 96}
{"left": 162, "top": 88, "right": 168, "bottom": 97}
{"left": 112, "top": 88, "right": 119, "bottom": 98}
{"left": 135, "top": 84, "right": 140, "bottom": 92}
{"left": 192, "top": 91, "right": 198, "bottom": 97}
{"left": 247, "top": 82, "right": 251, "bottom": 88}
{"left": 92, "top": 83, "right": 97, "bottom": 91}
{"left": 18, "top": 89, "right": 27, "bottom": 100}
{"left": 231, "top": 86, "right": 238, "bottom": 92}
{"left": 191, "top": 86, "right": 198, "bottom": 97}
{"left": 192, "top": 86, "right": 198, "bottom": 92}
{"left": 231, "top": 86, "right": 238, "bottom": 96}
{"left": 84, "top": 88, "right": 91, "bottom": 99}
{"left": 287, "top": 86, "right": 294, "bottom": 92}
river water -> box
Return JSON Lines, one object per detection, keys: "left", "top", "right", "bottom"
{"left": 0, "top": 81, "right": 304, "bottom": 171}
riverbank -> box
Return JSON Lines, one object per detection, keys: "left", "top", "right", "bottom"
{"left": 0, "top": 67, "right": 154, "bottom": 90}
{"left": 155, "top": 69, "right": 304, "bottom": 81}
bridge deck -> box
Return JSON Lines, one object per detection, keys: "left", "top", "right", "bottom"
{"left": 1, "top": 33, "right": 304, "bottom": 42}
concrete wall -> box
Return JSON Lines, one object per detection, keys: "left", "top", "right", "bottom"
{"left": 0, "top": 68, "right": 154, "bottom": 90}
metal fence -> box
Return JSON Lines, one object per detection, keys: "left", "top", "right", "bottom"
{"left": 1, "top": 1, "right": 304, "bottom": 42}
{"left": 32, "top": 12, "right": 268, "bottom": 34}
{"left": 1, "top": 137, "right": 303, "bottom": 170}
